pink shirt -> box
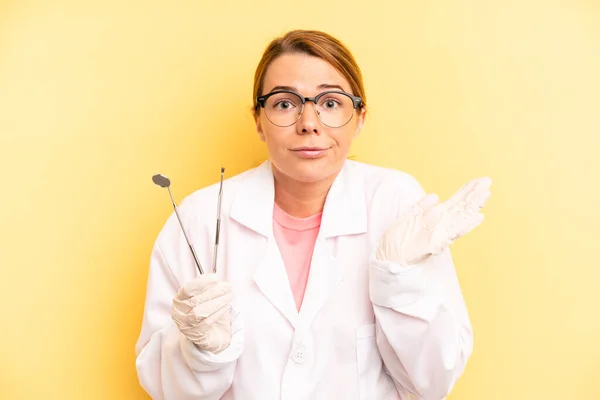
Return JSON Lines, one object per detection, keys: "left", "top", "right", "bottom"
{"left": 272, "top": 203, "right": 322, "bottom": 311}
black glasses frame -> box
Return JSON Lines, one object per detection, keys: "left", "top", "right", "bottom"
{"left": 256, "top": 90, "right": 363, "bottom": 111}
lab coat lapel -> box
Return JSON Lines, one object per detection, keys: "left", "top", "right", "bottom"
{"left": 253, "top": 237, "right": 299, "bottom": 327}
{"left": 319, "top": 160, "right": 368, "bottom": 239}
{"left": 230, "top": 160, "right": 298, "bottom": 327}
{"left": 296, "top": 236, "right": 340, "bottom": 328}
{"left": 229, "top": 160, "right": 368, "bottom": 329}
{"left": 229, "top": 160, "right": 274, "bottom": 238}
{"left": 298, "top": 161, "right": 368, "bottom": 328}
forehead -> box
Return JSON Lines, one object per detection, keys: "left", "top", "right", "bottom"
{"left": 262, "top": 53, "right": 351, "bottom": 94}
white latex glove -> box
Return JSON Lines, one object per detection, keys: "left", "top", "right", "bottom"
{"left": 377, "top": 177, "right": 492, "bottom": 266}
{"left": 172, "top": 273, "right": 233, "bottom": 354}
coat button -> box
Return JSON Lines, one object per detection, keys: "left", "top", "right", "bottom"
{"left": 291, "top": 346, "right": 307, "bottom": 363}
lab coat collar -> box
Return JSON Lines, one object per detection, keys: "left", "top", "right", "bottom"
{"left": 229, "top": 159, "right": 368, "bottom": 238}
{"left": 230, "top": 159, "right": 367, "bottom": 327}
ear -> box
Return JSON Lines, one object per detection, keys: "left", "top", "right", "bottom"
{"left": 255, "top": 115, "right": 266, "bottom": 142}
{"left": 353, "top": 107, "right": 367, "bottom": 138}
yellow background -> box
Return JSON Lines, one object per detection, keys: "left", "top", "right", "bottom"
{"left": 1, "top": 0, "right": 599, "bottom": 399}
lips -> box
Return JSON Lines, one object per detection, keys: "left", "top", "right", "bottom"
{"left": 292, "top": 147, "right": 328, "bottom": 151}
{"left": 291, "top": 147, "right": 330, "bottom": 159}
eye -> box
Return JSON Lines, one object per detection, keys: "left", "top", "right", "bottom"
{"left": 319, "top": 97, "right": 342, "bottom": 110}
{"left": 269, "top": 95, "right": 301, "bottom": 112}
{"left": 274, "top": 100, "right": 294, "bottom": 110}
{"left": 325, "top": 99, "right": 339, "bottom": 109}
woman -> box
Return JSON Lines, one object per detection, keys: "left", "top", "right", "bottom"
{"left": 135, "top": 30, "right": 491, "bottom": 400}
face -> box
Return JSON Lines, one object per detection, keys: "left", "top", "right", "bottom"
{"left": 255, "top": 53, "right": 366, "bottom": 183}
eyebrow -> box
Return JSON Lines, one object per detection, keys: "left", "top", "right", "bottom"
{"left": 317, "top": 83, "right": 346, "bottom": 92}
{"left": 266, "top": 83, "right": 349, "bottom": 94}
{"left": 268, "top": 85, "right": 297, "bottom": 93}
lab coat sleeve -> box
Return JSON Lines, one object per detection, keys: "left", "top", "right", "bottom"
{"left": 134, "top": 241, "right": 243, "bottom": 400}
{"left": 369, "top": 176, "right": 474, "bottom": 399}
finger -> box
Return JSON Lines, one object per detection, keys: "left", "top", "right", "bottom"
{"left": 447, "top": 177, "right": 492, "bottom": 212}
{"left": 172, "top": 299, "right": 192, "bottom": 326}
{"left": 473, "top": 190, "right": 491, "bottom": 208}
{"left": 417, "top": 193, "right": 440, "bottom": 212}
{"left": 476, "top": 176, "right": 492, "bottom": 191}
{"left": 173, "top": 295, "right": 195, "bottom": 315}
{"left": 465, "top": 177, "right": 491, "bottom": 204}
{"left": 192, "top": 292, "right": 233, "bottom": 322}
{"left": 192, "top": 282, "right": 232, "bottom": 306}
{"left": 405, "top": 194, "right": 440, "bottom": 218}
{"left": 444, "top": 179, "right": 481, "bottom": 210}
{"left": 181, "top": 273, "right": 220, "bottom": 298}
{"left": 197, "top": 302, "right": 232, "bottom": 330}
{"left": 450, "top": 213, "right": 485, "bottom": 239}
{"left": 422, "top": 203, "right": 444, "bottom": 228}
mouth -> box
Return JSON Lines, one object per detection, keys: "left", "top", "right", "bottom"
{"left": 291, "top": 146, "right": 329, "bottom": 151}
{"left": 290, "top": 147, "right": 330, "bottom": 159}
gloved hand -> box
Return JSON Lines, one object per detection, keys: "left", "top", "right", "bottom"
{"left": 376, "top": 177, "right": 492, "bottom": 266}
{"left": 172, "top": 273, "right": 233, "bottom": 354}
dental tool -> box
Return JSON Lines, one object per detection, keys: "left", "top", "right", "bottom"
{"left": 212, "top": 167, "right": 225, "bottom": 273}
{"left": 152, "top": 173, "right": 204, "bottom": 275}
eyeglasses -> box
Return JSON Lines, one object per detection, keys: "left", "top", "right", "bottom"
{"left": 256, "top": 90, "right": 363, "bottom": 128}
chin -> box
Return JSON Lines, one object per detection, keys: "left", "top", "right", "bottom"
{"left": 274, "top": 158, "right": 343, "bottom": 183}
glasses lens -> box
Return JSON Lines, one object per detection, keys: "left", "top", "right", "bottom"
{"left": 316, "top": 92, "right": 355, "bottom": 128}
{"left": 264, "top": 92, "right": 303, "bottom": 127}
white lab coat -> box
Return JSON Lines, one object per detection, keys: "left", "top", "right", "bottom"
{"left": 135, "top": 159, "right": 473, "bottom": 400}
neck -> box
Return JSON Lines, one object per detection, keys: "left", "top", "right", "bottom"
{"left": 272, "top": 167, "right": 340, "bottom": 218}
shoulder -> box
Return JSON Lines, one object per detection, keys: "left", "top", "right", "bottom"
{"left": 345, "top": 160, "right": 428, "bottom": 234}
{"left": 346, "top": 159, "right": 426, "bottom": 204}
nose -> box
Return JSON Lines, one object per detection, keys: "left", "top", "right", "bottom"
{"left": 296, "top": 101, "right": 320, "bottom": 135}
